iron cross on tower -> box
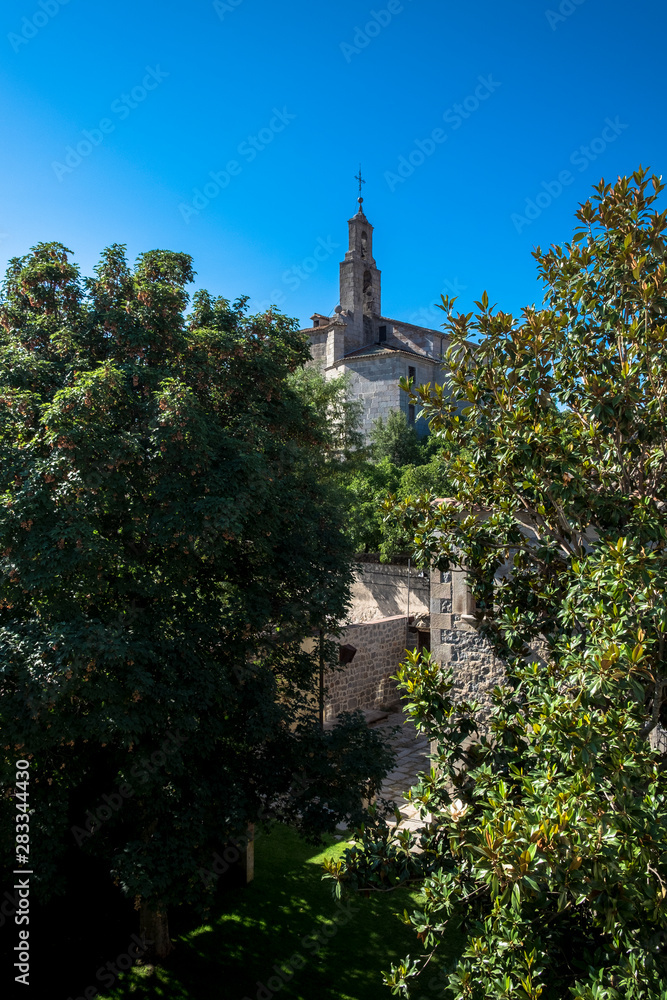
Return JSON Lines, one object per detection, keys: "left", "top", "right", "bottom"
{"left": 355, "top": 165, "right": 365, "bottom": 210}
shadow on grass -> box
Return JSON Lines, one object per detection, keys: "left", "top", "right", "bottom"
{"left": 96, "top": 825, "right": 462, "bottom": 1000}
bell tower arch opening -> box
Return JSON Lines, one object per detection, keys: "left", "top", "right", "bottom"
{"left": 339, "top": 188, "right": 381, "bottom": 347}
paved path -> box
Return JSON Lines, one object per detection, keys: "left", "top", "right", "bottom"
{"left": 332, "top": 708, "right": 432, "bottom": 836}
{"left": 373, "top": 710, "right": 432, "bottom": 833}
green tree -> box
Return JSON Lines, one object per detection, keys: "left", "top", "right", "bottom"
{"left": 342, "top": 458, "right": 402, "bottom": 555}
{"left": 286, "top": 375, "right": 455, "bottom": 561}
{"left": 340, "top": 452, "right": 458, "bottom": 560}
{"left": 340, "top": 409, "right": 454, "bottom": 560}
{"left": 370, "top": 409, "right": 422, "bottom": 466}
{"left": 287, "top": 367, "right": 366, "bottom": 466}
{"left": 327, "top": 170, "right": 667, "bottom": 997}
{"left": 0, "top": 242, "right": 393, "bottom": 961}
{"left": 373, "top": 457, "right": 457, "bottom": 562}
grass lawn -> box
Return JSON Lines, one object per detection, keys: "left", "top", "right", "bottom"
{"left": 97, "top": 824, "right": 462, "bottom": 1000}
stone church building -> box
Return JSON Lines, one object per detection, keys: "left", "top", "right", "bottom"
{"left": 303, "top": 197, "right": 449, "bottom": 439}
{"left": 297, "top": 195, "right": 503, "bottom": 728}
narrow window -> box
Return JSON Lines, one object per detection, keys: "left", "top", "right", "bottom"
{"left": 408, "top": 404, "right": 415, "bottom": 425}
{"left": 408, "top": 366, "right": 416, "bottom": 383}
{"left": 378, "top": 325, "right": 387, "bottom": 343}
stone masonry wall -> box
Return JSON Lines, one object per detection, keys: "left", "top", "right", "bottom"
{"left": 430, "top": 568, "right": 503, "bottom": 716}
{"left": 396, "top": 354, "right": 439, "bottom": 439}
{"left": 307, "top": 331, "right": 328, "bottom": 365}
{"left": 349, "top": 558, "right": 429, "bottom": 623}
{"left": 324, "top": 615, "right": 407, "bottom": 720}
{"left": 342, "top": 356, "right": 403, "bottom": 440}
{"left": 332, "top": 351, "right": 443, "bottom": 441}
{"left": 390, "top": 321, "right": 446, "bottom": 360}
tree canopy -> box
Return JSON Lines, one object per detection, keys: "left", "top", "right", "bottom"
{"left": 287, "top": 366, "right": 366, "bottom": 466}
{"left": 0, "top": 242, "right": 393, "bottom": 959}
{"left": 370, "top": 409, "right": 422, "bottom": 467}
{"left": 327, "top": 169, "right": 667, "bottom": 998}
{"left": 284, "top": 376, "right": 455, "bottom": 561}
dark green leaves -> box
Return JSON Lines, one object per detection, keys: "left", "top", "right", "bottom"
{"left": 0, "top": 243, "right": 393, "bottom": 922}
{"left": 331, "top": 171, "right": 667, "bottom": 999}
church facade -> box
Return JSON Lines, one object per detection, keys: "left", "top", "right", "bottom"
{"left": 302, "top": 199, "right": 449, "bottom": 440}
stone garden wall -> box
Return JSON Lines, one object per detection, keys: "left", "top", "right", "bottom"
{"left": 350, "top": 556, "right": 429, "bottom": 623}
{"left": 430, "top": 567, "right": 503, "bottom": 716}
{"left": 324, "top": 614, "right": 408, "bottom": 720}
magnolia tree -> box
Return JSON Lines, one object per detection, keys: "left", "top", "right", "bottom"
{"left": 327, "top": 170, "right": 667, "bottom": 998}
{"left": 0, "top": 243, "right": 393, "bottom": 961}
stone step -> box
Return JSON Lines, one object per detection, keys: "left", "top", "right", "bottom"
{"left": 361, "top": 708, "right": 389, "bottom": 727}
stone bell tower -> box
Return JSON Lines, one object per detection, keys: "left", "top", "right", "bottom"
{"left": 339, "top": 179, "right": 381, "bottom": 351}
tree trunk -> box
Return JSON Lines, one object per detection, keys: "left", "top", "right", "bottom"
{"left": 139, "top": 901, "right": 173, "bottom": 961}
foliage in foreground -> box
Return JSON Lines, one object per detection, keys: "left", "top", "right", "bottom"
{"left": 0, "top": 243, "right": 393, "bottom": 957}
{"left": 290, "top": 369, "right": 455, "bottom": 560}
{"left": 86, "top": 825, "right": 462, "bottom": 1000}
{"left": 327, "top": 170, "right": 667, "bottom": 997}
{"left": 370, "top": 409, "right": 423, "bottom": 467}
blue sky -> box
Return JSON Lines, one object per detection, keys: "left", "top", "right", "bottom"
{"left": 0, "top": 0, "right": 664, "bottom": 329}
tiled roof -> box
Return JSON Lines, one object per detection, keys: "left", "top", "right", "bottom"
{"left": 342, "top": 342, "right": 439, "bottom": 362}
{"left": 380, "top": 315, "right": 448, "bottom": 337}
